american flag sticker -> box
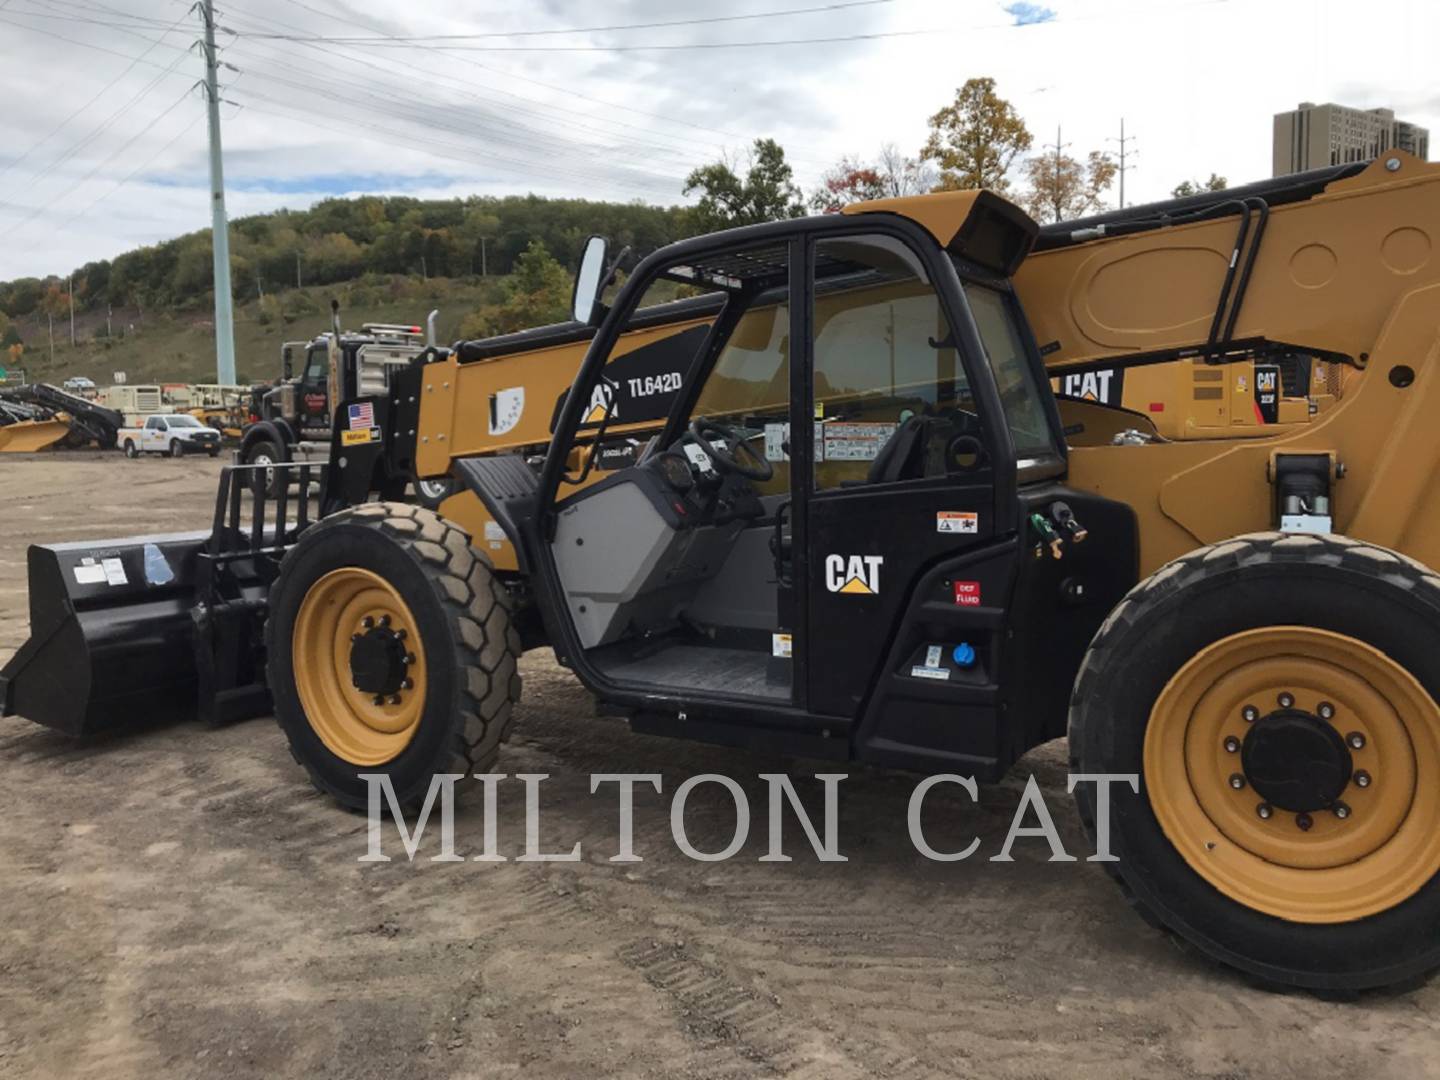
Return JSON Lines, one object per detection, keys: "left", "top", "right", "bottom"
{"left": 348, "top": 402, "right": 375, "bottom": 430}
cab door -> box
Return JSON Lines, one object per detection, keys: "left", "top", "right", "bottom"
{"left": 792, "top": 233, "right": 1018, "bottom": 722}
{"left": 143, "top": 416, "right": 165, "bottom": 452}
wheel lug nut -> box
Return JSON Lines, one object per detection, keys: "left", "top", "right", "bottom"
{"left": 1224, "top": 735, "right": 1241, "bottom": 753}
{"left": 352, "top": 632, "right": 362, "bottom": 642}
{"left": 404, "top": 653, "right": 416, "bottom": 666}
{"left": 362, "top": 616, "right": 375, "bottom": 629}
{"left": 1229, "top": 773, "right": 1246, "bottom": 790}
{"left": 1334, "top": 802, "right": 1351, "bottom": 820}
{"left": 401, "top": 678, "right": 413, "bottom": 690}
{"left": 388, "top": 694, "right": 402, "bottom": 705}
{"left": 1278, "top": 692, "right": 1295, "bottom": 709}
{"left": 372, "top": 694, "right": 385, "bottom": 706}
{"left": 1257, "top": 803, "right": 1273, "bottom": 820}
{"left": 1354, "top": 770, "right": 1372, "bottom": 788}
{"left": 1296, "top": 812, "right": 1313, "bottom": 831}
{"left": 395, "top": 628, "right": 407, "bottom": 641}
{"left": 1318, "top": 701, "right": 1335, "bottom": 720}
{"left": 1347, "top": 731, "right": 1366, "bottom": 750}
{"left": 378, "top": 615, "right": 391, "bottom": 629}
{"left": 1242, "top": 705, "right": 1259, "bottom": 722}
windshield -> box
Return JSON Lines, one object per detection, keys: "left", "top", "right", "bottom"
{"left": 166, "top": 415, "right": 203, "bottom": 428}
{"left": 962, "top": 284, "right": 1056, "bottom": 460}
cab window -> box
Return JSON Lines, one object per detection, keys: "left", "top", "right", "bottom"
{"left": 963, "top": 285, "right": 1057, "bottom": 460}
{"left": 686, "top": 298, "right": 791, "bottom": 496}
{"left": 810, "top": 235, "right": 983, "bottom": 491}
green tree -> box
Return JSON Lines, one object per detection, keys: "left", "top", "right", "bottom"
{"left": 1022, "top": 149, "right": 1118, "bottom": 223}
{"left": 461, "top": 240, "right": 572, "bottom": 338}
{"left": 1171, "top": 173, "right": 1229, "bottom": 197}
{"left": 683, "top": 138, "right": 806, "bottom": 232}
{"left": 922, "top": 78, "right": 1033, "bottom": 193}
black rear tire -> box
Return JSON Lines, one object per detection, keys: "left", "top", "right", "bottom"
{"left": 168, "top": 439, "right": 181, "bottom": 458}
{"left": 243, "top": 438, "right": 285, "bottom": 497}
{"left": 265, "top": 503, "right": 523, "bottom": 810}
{"left": 1071, "top": 532, "right": 1440, "bottom": 991}
{"left": 413, "top": 476, "right": 454, "bottom": 511}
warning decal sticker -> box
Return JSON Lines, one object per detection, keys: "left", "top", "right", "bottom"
{"left": 937, "top": 510, "right": 979, "bottom": 535}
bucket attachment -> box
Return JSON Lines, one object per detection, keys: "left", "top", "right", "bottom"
{"left": 0, "top": 418, "right": 70, "bottom": 452}
{"left": 0, "top": 463, "right": 327, "bottom": 736}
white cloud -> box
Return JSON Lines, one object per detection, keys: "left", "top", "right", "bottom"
{"left": 0, "top": 0, "right": 1435, "bottom": 280}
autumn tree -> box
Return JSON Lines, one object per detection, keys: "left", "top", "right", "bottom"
{"left": 1171, "top": 173, "right": 1228, "bottom": 197}
{"left": 876, "top": 143, "right": 937, "bottom": 197}
{"left": 683, "top": 138, "right": 806, "bottom": 232}
{"left": 922, "top": 78, "right": 1032, "bottom": 193}
{"left": 460, "top": 239, "right": 572, "bottom": 338}
{"left": 810, "top": 157, "right": 888, "bottom": 212}
{"left": 1022, "top": 149, "right": 1118, "bottom": 223}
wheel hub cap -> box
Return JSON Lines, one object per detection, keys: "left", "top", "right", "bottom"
{"left": 1242, "top": 709, "right": 1352, "bottom": 812}
{"left": 349, "top": 626, "right": 409, "bottom": 696}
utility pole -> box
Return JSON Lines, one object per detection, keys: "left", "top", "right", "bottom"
{"left": 479, "top": 236, "right": 491, "bottom": 277}
{"left": 68, "top": 275, "right": 75, "bottom": 346}
{"left": 1109, "top": 119, "right": 1137, "bottom": 209}
{"left": 199, "top": 0, "right": 236, "bottom": 385}
{"left": 1041, "top": 125, "right": 1070, "bottom": 224}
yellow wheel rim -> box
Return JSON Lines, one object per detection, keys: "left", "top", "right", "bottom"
{"left": 292, "top": 568, "right": 428, "bottom": 767}
{"left": 1145, "top": 626, "right": 1440, "bottom": 923}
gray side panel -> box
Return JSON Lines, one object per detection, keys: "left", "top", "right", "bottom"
{"left": 553, "top": 483, "right": 673, "bottom": 648}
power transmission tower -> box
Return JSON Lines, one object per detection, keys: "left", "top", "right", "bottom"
{"left": 1109, "top": 119, "right": 1138, "bottom": 209}
{"left": 198, "top": 0, "right": 236, "bottom": 385}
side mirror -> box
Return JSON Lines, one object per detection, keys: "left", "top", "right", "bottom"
{"left": 571, "top": 235, "right": 608, "bottom": 325}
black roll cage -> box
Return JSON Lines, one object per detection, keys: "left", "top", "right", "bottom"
{"left": 524, "top": 211, "right": 1054, "bottom": 721}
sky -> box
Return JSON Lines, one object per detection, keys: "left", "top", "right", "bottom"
{"left": 0, "top": 0, "right": 1437, "bottom": 281}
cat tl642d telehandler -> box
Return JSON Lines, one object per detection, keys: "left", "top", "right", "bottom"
{"left": 6, "top": 152, "right": 1440, "bottom": 992}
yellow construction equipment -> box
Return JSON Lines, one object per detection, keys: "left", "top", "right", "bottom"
{"left": 7, "top": 153, "right": 1440, "bottom": 991}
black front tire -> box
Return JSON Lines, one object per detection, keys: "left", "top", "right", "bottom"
{"left": 265, "top": 503, "right": 523, "bottom": 810}
{"left": 1071, "top": 532, "right": 1440, "bottom": 991}
{"left": 123, "top": 439, "right": 137, "bottom": 459}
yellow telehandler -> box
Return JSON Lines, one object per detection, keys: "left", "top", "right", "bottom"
{"left": 5, "top": 153, "right": 1440, "bottom": 991}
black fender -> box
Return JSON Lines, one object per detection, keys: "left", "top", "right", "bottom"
{"left": 453, "top": 455, "right": 539, "bottom": 573}
{"left": 320, "top": 396, "right": 408, "bottom": 515}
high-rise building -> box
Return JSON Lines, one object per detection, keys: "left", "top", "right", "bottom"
{"left": 1273, "top": 102, "right": 1430, "bottom": 176}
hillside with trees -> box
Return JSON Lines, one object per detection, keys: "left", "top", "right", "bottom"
{"left": 0, "top": 79, "right": 1231, "bottom": 387}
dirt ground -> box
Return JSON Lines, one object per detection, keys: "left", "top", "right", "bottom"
{"left": 0, "top": 452, "right": 1438, "bottom": 1080}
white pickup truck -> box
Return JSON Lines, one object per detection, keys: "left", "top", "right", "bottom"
{"left": 119, "top": 414, "right": 223, "bottom": 458}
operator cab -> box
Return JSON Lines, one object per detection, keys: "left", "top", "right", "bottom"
{"left": 531, "top": 198, "right": 1136, "bottom": 773}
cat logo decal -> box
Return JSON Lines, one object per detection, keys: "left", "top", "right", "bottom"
{"left": 824, "top": 554, "right": 883, "bottom": 595}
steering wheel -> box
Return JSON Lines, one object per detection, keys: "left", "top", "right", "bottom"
{"left": 688, "top": 417, "right": 775, "bottom": 482}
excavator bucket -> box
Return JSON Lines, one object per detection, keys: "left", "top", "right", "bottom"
{"left": 0, "top": 418, "right": 70, "bottom": 452}
{"left": 0, "top": 463, "right": 323, "bottom": 735}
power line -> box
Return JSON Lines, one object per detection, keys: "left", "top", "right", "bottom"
{"left": 0, "top": 45, "right": 192, "bottom": 203}
{"left": 249, "top": 0, "right": 894, "bottom": 42}
{"left": 2, "top": 87, "right": 196, "bottom": 240}
{"left": 271, "top": 0, "right": 817, "bottom": 151}
{"left": 0, "top": 7, "right": 191, "bottom": 184}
